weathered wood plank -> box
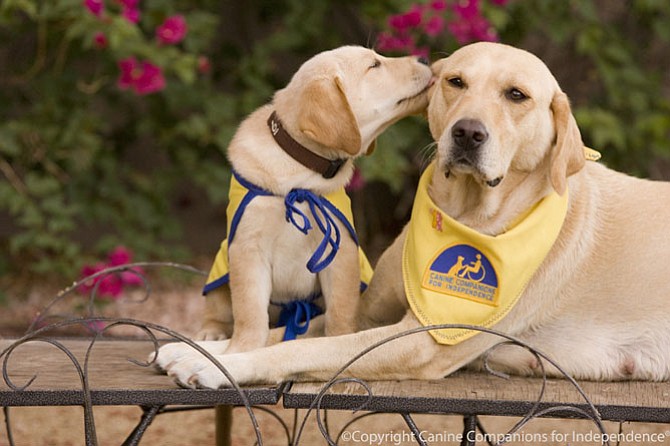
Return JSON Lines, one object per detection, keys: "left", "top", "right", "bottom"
{"left": 0, "top": 339, "right": 281, "bottom": 407}
{"left": 284, "top": 374, "right": 670, "bottom": 423}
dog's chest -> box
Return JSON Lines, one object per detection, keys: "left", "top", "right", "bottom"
{"left": 238, "top": 196, "right": 332, "bottom": 300}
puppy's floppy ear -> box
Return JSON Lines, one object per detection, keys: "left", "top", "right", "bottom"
{"left": 549, "top": 91, "right": 585, "bottom": 195}
{"left": 297, "top": 77, "right": 361, "bottom": 155}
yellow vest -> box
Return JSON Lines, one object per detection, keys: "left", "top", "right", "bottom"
{"left": 402, "top": 161, "right": 569, "bottom": 345}
{"left": 204, "top": 172, "right": 374, "bottom": 295}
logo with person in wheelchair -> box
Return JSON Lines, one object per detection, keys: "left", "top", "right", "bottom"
{"left": 422, "top": 244, "right": 499, "bottom": 306}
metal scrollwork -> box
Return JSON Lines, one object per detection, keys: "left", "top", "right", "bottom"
{"left": 2, "top": 264, "right": 612, "bottom": 446}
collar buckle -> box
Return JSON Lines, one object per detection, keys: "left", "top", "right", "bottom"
{"left": 323, "top": 158, "right": 345, "bottom": 179}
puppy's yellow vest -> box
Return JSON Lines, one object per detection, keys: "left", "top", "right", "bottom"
{"left": 204, "top": 172, "right": 374, "bottom": 295}
{"left": 402, "top": 161, "right": 569, "bottom": 345}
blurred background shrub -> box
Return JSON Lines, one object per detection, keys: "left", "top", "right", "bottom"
{"left": 0, "top": 0, "right": 669, "bottom": 278}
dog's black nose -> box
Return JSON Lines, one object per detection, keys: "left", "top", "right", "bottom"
{"left": 451, "top": 119, "right": 488, "bottom": 151}
{"left": 417, "top": 56, "right": 430, "bottom": 65}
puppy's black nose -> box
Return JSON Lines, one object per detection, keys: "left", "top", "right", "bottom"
{"left": 417, "top": 56, "right": 430, "bottom": 65}
{"left": 451, "top": 119, "right": 488, "bottom": 151}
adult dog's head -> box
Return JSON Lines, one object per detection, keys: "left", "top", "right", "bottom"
{"left": 273, "top": 46, "right": 433, "bottom": 159}
{"left": 428, "top": 42, "right": 585, "bottom": 227}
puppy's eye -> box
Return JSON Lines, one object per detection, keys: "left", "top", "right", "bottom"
{"left": 447, "top": 77, "right": 464, "bottom": 88}
{"left": 505, "top": 88, "right": 528, "bottom": 102}
{"left": 369, "top": 59, "right": 381, "bottom": 69}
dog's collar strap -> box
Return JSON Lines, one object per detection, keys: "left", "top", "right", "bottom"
{"left": 268, "top": 111, "right": 346, "bottom": 179}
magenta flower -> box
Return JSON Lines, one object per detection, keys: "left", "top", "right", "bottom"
{"left": 117, "top": 57, "right": 138, "bottom": 90}
{"left": 134, "top": 61, "right": 166, "bottom": 94}
{"left": 346, "top": 168, "right": 366, "bottom": 192}
{"left": 388, "top": 6, "right": 422, "bottom": 31}
{"left": 117, "top": 57, "right": 166, "bottom": 95}
{"left": 424, "top": 15, "right": 445, "bottom": 37}
{"left": 93, "top": 32, "right": 108, "bottom": 49}
{"left": 122, "top": 6, "right": 140, "bottom": 23}
{"left": 156, "top": 15, "right": 188, "bottom": 45}
{"left": 79, "top": 246, "right": 144, "bottom": 299}
{"left": 430, "top": 0, "right": 447, "bottom": 11}
{"left": 83, "top": 0, "right": 104, "bottom": 17}
{"left": 79, "top": 262, "right": 123, "bottom": 299}
{"left": 453, "top": 0, "right": 480, "bottom": 20}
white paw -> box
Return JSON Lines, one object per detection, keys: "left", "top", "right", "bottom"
{"left": 150, "top": 340, "right": 230, "bottom": 371}
{"left": 194, "top": 328, "right": 228, "bottom": 341}
{"left": 166, "top": 355, "right": 235, "bottom": 389}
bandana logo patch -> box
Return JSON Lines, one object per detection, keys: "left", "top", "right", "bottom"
{"left": 421, "top": 244, "right": 499, "bottom": 306}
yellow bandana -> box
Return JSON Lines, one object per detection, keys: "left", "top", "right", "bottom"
{"left": 204, "top": 173, "right": 374, "bottom": 294}
{"left": 402, "top": 161, "right": 569, "bottom": 345}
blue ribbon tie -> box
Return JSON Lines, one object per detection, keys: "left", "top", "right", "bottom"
{"left": 284, "top": 189, "right": 341, "bottom": 273}
{"left": 275, "top": 298, "right": 324, "bottom": 341}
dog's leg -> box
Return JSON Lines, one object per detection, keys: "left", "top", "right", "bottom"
{"left": 166, "top": 312, "right": 443, "bottom": 388}
{"left": 152, "top": 316, "right": 327, "bottom": 371}
{"left": 195, "top": 287, "right": 234, "bottom": 341}
{"left": 224, "top": 245, "right": 273, "bottom": 354}
{"left": 356, "top": 232, "right": 409, "bottom": 330}
{"left": 319, "top": 238, "right": 360, "bottom": 336}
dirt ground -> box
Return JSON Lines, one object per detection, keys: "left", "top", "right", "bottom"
{"left": 2, "top": 280, "right": 670, "bottom": 445}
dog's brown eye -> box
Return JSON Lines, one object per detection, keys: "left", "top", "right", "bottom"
{"left": 447, "top": 77, "right": 464, "bottom": 88}
{"left": 505, "top": 88, "right": 528, "bottom": 102}
{"left": 369, "top": 60, "right": 381, "bottom": 69}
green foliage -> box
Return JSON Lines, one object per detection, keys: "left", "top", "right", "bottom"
{"left": 0, "top": 0, "right": 669, "bottom": 277}
{"left": 502, "top": 0, "right": 670, "bottom": 175}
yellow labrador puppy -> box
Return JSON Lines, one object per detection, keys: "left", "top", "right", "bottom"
{"left": 193, "top": 46, "right": 433, "bottom": 354}
{"left": 157, "top": 42, "right": 670, "bottom": 388}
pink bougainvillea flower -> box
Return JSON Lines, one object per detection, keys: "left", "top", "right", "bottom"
{"left": 346, "top": 168, "right": 366, "bottom": 192}
{"left": 377, "top": 32, "right": 414, "bottom": 52}
{"left": 79, "top": 262, "right": 123, "bottom": 299}
{"left": 453, "top": 0, "right": 480, "bottom": 20}
{"left": 108, "top": 246, "right": 132, "bottom": 266}
{"left": 411, "top": 46, "right": 430, "bottom": 59}
{"left": 424, "top": 15, "right": 445, "bottom": 37}
{"left": 117, "top": 58, "right": 166, "bottom": 95}
{"left": 447, "top": 14, "right": 498, "bottom": 44}
{"left": 84, "top": 0, "right": 104, "bottom": 17}
{"left": 388, "top": 6, "right": 422, "bottom": 31}
{"left": 133, "top": 61, "right": 166, "bottom": 95}
{"left": 156, "top": 15, "right": 188, "bottom": 45}
{"left": 122, "top": 6, "right": 140, "bottom": 23}
{"left": 117, "top": 57, "right": 138, "bottom": 90}
{"left": 78, "top": 246, "right": 144, "bottom": 299}
{"left": 430, "top": 0, "right": 447, "bottom": 11}
{"left": 93, "top": 32, "right": 108, "bottom": 49}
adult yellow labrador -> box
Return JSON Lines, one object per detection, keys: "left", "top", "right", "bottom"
{"left": 156, "top": 42, "right": 670, "bottom": 388}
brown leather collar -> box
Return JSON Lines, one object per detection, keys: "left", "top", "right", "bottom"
{"left": 267, "top": 111, "right": 346, "bottom": 179}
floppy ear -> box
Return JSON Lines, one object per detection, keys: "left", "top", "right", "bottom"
{"left": 297, "top": 77, "right": 361, "bottom": 155}
{"left": 549, "top": 91, "right": 585, "bottom": 195}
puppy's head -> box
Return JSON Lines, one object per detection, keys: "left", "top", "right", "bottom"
{"left": 428, "top": 42, "right": 584, "bottom": 195}
{"left": 274, "top": 46, "right": 433, "bottom": 158}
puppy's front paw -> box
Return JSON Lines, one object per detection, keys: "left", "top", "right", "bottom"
{"left": 194, "top": 325, "right": 229, "bottom": 341}
{"left": 150, "top": 340, "right": 229, "bottom": 371}
{"left": 166, "top": 356, "right": 234, "bottom": 389}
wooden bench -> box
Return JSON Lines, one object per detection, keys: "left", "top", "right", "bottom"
{"left": 3, "top": 336, "right": 670, "bottom": 445}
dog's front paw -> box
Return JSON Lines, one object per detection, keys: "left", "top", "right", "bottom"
{"left": 166, "top": 356, "right": 236, "bottom": 389}
{"left": 194, "top": 325, "right": 229, "bottom": 341}
{"left": 150, "top": 340, "right": 229, "bottom": 371}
